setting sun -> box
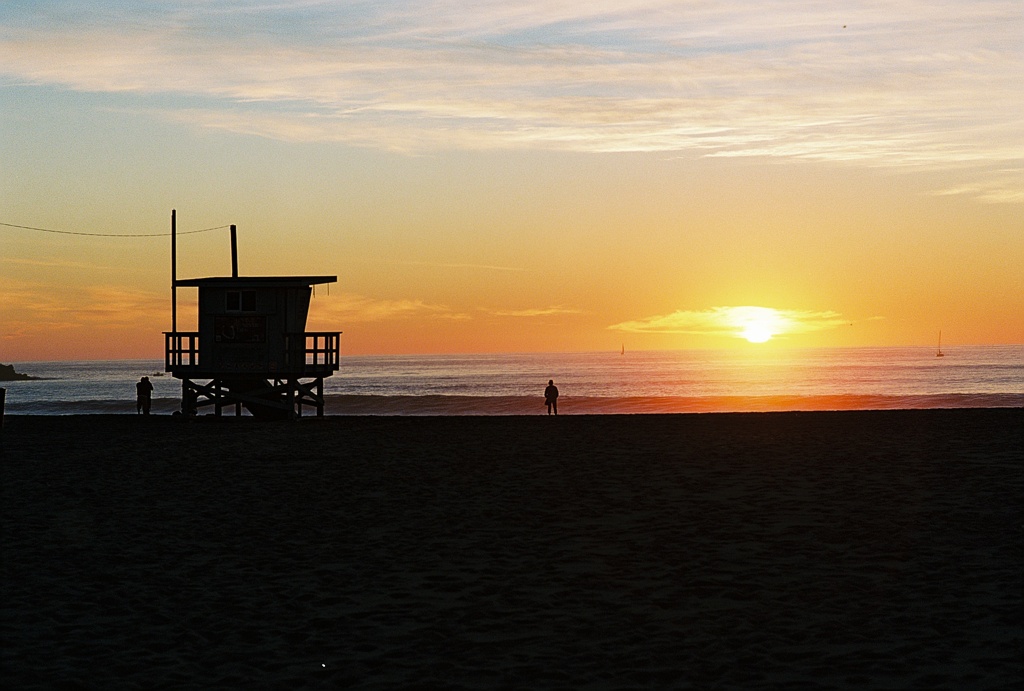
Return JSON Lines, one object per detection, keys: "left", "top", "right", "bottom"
{"left": 729, "top": 306, "right": 785, "bottom": 344}
{"left": 742, "top": 323, "right": 774, "bottom": 343}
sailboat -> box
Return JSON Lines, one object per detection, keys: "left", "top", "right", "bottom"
{"left": 936, "top": 331, "right": 945, "bottom": 357}
{"left": 620, "top": 343, "right": 625, "bottom": 355}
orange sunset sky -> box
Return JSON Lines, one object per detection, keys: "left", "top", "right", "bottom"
{"left": 2, "top": 1, "right": 1022, "bottom": 360}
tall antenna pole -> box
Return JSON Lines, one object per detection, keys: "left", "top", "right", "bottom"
{"left": 171, "top": 209, "right": 177, "bottom": 335}
{"left": 230, "top": 224, "right": 238, "bottom": 278}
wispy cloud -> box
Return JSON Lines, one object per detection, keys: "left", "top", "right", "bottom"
{"left": 0, "top": 280, "right": 166, "bottom": 333}
{"left": 347, "top": 257, "right": 528, "bottom": 272}
{"left": 609, "top": 306, "right": 850, "bottom": 340}
{"left": 490, "top": 306, "right": 582, "bottom": 318}
{"left": 1, "top": 256, "right": 115, "bottom": 271}
{"left": 2, "top": 1, "right": 1020, "bottom": 201}
{"left": 318, "top": 292, "right": 470, "bottom": 322}
{"left": 929, "top": 169, "right": 1024, "bottom": 204}
{"left": 388, "top": 259, "right": 528, "bottom": 273}
{"left": 319, "top": 295, "right": 579, "bottom": 322}
{"left": 72, "top": 286, "right": 167, "bottom": 324}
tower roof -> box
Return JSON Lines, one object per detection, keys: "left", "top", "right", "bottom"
{"left": 174, "top": 275, "right": 336, "bottom": 288}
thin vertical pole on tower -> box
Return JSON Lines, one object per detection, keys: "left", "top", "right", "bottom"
{"left": 230, "top": 224, "right": 238, "bottom": 277}
{"left": 171, "top": 209, "right": 177, "bottom": 335}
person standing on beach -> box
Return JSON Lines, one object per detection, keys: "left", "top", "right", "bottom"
{"left": 136, "top": 376, "right": 154, "bottom": 415}
{"left": 544, "top": 379, "right": 559, "bottom": 415}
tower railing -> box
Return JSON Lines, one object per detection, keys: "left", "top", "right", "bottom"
{"left": 165, "top": 331, "right": 200, "bottom": 369}
{"left": 284, "top": 332, "right": 340, "bottom": 371}
{"left": 165, "top": 331, "right": 340, "bottom": 374}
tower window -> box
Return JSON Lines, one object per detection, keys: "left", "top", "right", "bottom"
{"left": 227, "top": 290, "right": 257, "bottom": 312}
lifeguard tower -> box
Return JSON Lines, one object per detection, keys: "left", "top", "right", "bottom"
{"left": 164, "top": 211, "right": 340, "bottom": 419}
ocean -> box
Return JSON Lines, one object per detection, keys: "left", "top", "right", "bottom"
{"left": 3, "top": 345, "right": 1022, "bottom": 416}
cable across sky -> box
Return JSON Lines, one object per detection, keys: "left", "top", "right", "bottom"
{"left": 1, "top": 221, "right": 230, "bottom": 238}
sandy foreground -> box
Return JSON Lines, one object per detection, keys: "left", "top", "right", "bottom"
{"left": 1, "top": 410, "right": 1021, "bottom": 690}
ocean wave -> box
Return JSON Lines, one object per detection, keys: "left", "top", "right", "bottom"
{"left": 319, "top": 393, "right": 1024, "bottom": 416}
{"left": 3, "top": 398, "right": 183, "bottom": 416}
{"left": 4, "top": 393, "right": 1021, "bottom": 416}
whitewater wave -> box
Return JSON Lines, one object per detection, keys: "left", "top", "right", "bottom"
{"left": 319, "top": 393, "right": 1024, "bottom": 416}
{"left": 6, "top": 393, "right": 1020, "bottom": 416}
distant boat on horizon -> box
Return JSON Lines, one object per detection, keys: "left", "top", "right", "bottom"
{"left": 621, "top": 343, "right": 625, "bottom": 355}
{"left": 936, "top": 331, "right": 945, "bottom": 357}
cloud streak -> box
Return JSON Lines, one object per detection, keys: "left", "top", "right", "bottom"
{"left": 317, "top": 292, "right": 470, "bottom": 322}
{"left": 2, "top": 1, "right": 1020, "bottom": 201}
{"left": 0, "top": 256, "right": 116, "bottom": 271}
{"left": 387, "top": 259, "right": 528, "bottom": 273}
{"left": 0, "top": 280, "right": 167, "bottom": 334}
{"left": 490, "top": 306, "right": 582, "bottom": 318}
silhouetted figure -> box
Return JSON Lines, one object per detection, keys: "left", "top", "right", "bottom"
{"left": 544, "top": 379, "right": 559, "bottom": 415}
{"left": 136, "top": 376, "right": 154, "bottom": 415}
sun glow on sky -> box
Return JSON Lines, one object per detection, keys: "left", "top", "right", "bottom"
{"left": 743, "top": 327, "right": 772, "bottom": 344}
{"left": 609, "top": 306, "right": 842, "bottom": 344}
{"left": 1, "top": 1, "right": 1022, "bottom": 359}
{"left": 733, "top": 307, "right": 785, "bottom": 343}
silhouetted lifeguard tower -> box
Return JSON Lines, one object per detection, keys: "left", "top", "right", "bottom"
{"left": 164, "top": 210, "right": 339, "bottom": 419}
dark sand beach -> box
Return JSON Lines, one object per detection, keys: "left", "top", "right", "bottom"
{"left": 2, "top": 409, "right": 1021, "bottom": 689}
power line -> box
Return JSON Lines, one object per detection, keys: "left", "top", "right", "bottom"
{"left": 1, "top": 221, "right": 230, "bottom": 237}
